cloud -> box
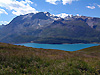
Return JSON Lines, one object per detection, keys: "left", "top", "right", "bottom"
{"left": 0, "top": 8, "right": 8, "bottom": 15}
{"left": 76, "top": 14, "right": 80, "bottom": 16}
{"left": 0, "top": 0, "right": 38, "bottom": 15}
{"left": 45, "top": 0, "right": 60, "bottom": 5}
{"left": 56, "top": 13, "right": 82, "bottom": 18}
{"left": 97, "top": 4, "right": 100, "bottom": 8}
{"left": 56, "top": 13, "right": 72, "bottom": 18}
{"left": 62, "top": 0, "right": 79, "bottom": 5}
{"left": 0, "top": 21, "right": 9, "bottom": 25}
{"left": 86, "top": 6, "right": 95, "bottom": 9}
{"left": 45, "top": 0, "right": 79, "bottom": 5}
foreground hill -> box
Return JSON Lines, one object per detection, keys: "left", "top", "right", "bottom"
{"left": 0, "top": 12, "right": 100, "bottom": 44}
{"left": 0, "top": 43, "right": 100, "bottom": 74}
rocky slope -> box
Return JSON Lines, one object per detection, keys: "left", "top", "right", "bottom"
{"left": 0, "top": 12, "right": 100, "bottom": 44}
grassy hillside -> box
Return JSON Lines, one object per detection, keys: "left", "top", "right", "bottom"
{"left": 0, "top": 43, "right": 100, "bottom": 75}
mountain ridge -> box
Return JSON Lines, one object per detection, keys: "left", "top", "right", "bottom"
{"left": 0, "top": 12, "right": 100, "bottom": 44}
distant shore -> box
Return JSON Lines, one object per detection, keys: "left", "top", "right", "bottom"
{"left": 14, "top": 42, "right": 100, "bottom": 45}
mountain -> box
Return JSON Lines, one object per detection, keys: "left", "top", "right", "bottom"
{"left": 0, "top": 24, "right": 5, "bottom": 29}
{"left": 0, "top": 12, "right": 100, "bottom": 44}
{"left": 64, "top": 15, "right": 100, "bottom": 31}
{"left": 0, "top": 42, "right": 100, "bottom": 74}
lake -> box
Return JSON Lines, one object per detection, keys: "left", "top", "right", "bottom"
{"left": 16, "top": 43, "right": 99, "bottom": 51}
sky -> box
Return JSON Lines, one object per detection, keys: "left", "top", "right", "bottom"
{"left": 0, "top": 0, "right": 100, "bottom": 25}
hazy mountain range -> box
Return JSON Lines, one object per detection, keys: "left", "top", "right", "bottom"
{"left": 0, "top": 12, "right": 100, "bottom": 44}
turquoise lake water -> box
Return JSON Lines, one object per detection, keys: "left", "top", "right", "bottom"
{"left": 16, "top": 43, "right": 100, "bottom": 51}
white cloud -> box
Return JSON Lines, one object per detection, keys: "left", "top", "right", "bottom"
{"left": 0, "top": 8, "right": 8, "bottom": 15}
{"left": 45, "top": 0, "right": 60, "bottom": 5}
{"left": 97, "top": 4, "right": 100, "bottom": 8}
{"left": 0, "top": 0, "right": 38, "bottom": 16}
{"left": 56, "top": 13, "right": 72, "bottom": 18}
{"left": 45, "top": 0, "right": 79, "bottom": 5}
{"left": 56, "top": 13, "right": 82, "bottom": 18}
{"left": 0, "top": 21, "right": 9, "bottom": 25}
{"left": 86, "top": 6, "right": 95, "bottom": 9}
{"left": 76, "top": 14, "right": 81, "bottom": 16}
{"left": 62, "top": 0, "right": 79, "bottom": 5}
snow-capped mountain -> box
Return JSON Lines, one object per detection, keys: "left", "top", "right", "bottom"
{"left": 0, "top": 12, "right": 100, "bottom": 44}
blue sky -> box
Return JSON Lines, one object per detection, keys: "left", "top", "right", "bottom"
{"left": 0, "top": 0, "right": 100, "bottom": 25}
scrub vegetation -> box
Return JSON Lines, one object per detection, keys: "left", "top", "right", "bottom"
{"left": 0, "top": 42, "right": 100, "bottom": 75}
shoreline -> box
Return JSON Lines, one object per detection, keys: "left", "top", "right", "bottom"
{"left": 14, "top": 42, "right": 100, "bottom": 45}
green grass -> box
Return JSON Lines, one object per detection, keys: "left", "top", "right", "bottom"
{"left": 0, "top": 43, "right": 100, "bottom": 75}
